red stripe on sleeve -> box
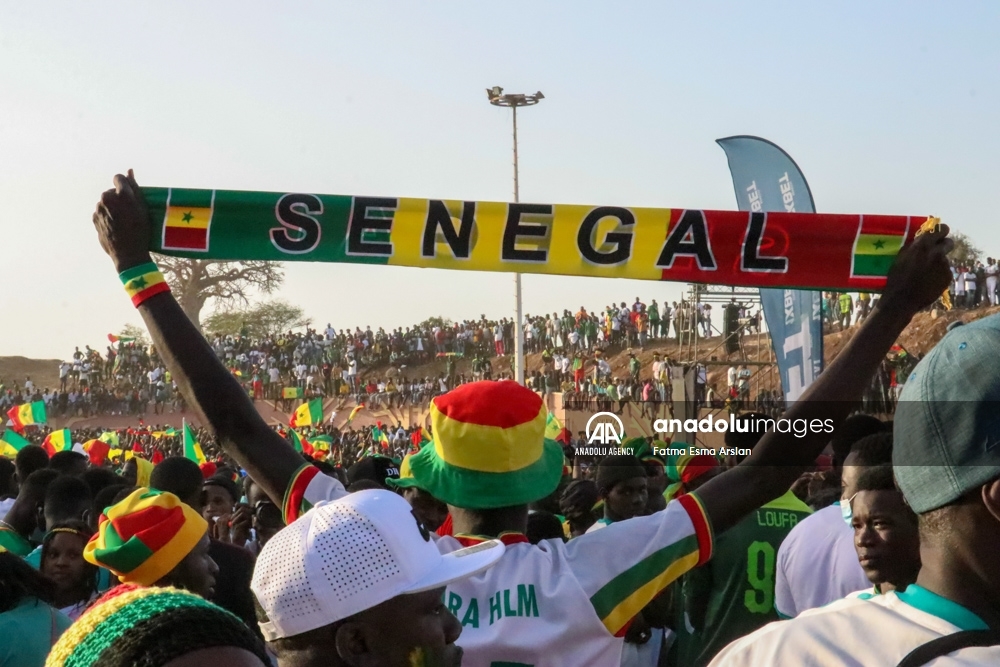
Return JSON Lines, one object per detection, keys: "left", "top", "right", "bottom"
{"left": 677, "top": 493, "right": 714, "bottom": 566}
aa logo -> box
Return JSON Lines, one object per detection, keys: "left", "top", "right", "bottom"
{"left": 585, "top": 412, "right": 625, "bottom": 445}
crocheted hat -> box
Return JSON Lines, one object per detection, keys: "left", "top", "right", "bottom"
{"left": 84, "top": 488, "right": 208, "bottom": 586}
{"left": 45, "top": 584, "right": 268, "bottom": 667}
{"left": 396, "top": 380, "right": 564, "bottom": 509}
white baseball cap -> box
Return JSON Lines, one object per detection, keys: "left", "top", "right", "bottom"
{"left": 251, "top": 489, "right": 504, "bottom": 641}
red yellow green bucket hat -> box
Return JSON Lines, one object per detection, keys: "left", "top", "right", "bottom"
{"left": 396, "top": 380, "right": 564, "bottom": 509}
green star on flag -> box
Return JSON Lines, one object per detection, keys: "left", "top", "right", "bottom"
{"left": 182, "top": 211, "right": 194, "bottom": 223}
{"left": 873, "top": 239, "right": 885, "bottom": 250}
{"left": 128, "top": 276, "right": 148, "bottom": 290}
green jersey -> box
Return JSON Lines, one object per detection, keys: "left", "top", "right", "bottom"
{"left": 668, "top": 490, "right": 812, "bottom": 667}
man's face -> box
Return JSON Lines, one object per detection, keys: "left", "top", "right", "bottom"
{"left": 164, "top": 531, "right": 219, "bottom": 599}
{"left": 402, "top": 487, "right": 448, "bottom": 532}
{"left": 351, "top": 587, "right": 463, "bottom": 667}
{"left": 606, "top": 476, "right": 648, "bottom": 521}
{"left": 852, "top": 489, "right": 920, "bottom": 587}
{"left": 202, "top": 485, "right": 235, "bottom": 522}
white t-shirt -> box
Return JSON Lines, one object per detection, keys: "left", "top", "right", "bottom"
{"left": 709, "top": 584, "right": 997, "bottom": 666}
{"left": 283, "top": 466, "right": 714, "bottom": 667}
{"left": 774, "top": 503, "right": 869, "bottom": 618}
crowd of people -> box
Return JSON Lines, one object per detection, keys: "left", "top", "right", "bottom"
{"left": 2, "top": 174, "right": 999, "bottom": 667}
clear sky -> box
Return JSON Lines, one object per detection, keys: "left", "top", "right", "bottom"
{"left": 2, "top": 1, "right": 997, "bottom": 358}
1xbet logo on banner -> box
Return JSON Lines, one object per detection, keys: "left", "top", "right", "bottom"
{"left": 586, "top": 412, "right": 625, "bottom": 445}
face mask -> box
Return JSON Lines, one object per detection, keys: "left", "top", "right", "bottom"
{"left": 841, "top": 494, "right": 856, "bottom": 526}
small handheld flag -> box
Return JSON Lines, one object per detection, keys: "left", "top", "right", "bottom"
{"left": 289, "top": 429, "right": 314, "bottom": 456}
{"left": 290, "top": 398, "right": 323, "bottom": 428}
{"left": 7, "top": 401, "right": 46, "bottom": 431}
{"left": 346, "top": 403, "right": 365, "bottom": 423}
{"left": 183, "top": 420, "right": 207, "bottom": 465}
{"left": 83, "top": 439, "right": 111, "bottom": 466}
{"left": 0, "top": 429, "right": 30, "bottom": 458}
{"left": 42, "top": 429, "right": 72, "bottom": 457}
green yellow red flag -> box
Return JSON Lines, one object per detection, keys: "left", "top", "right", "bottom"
{"left": 183, "top": 420, "right": 207, "bottom": 465}
{"left": 0, "top": 429, "right": 30, "bottom": 458}
{"left": 42, "top": 429, "right": 72, "bottom": 457}
{"left": 6, "top": 401, "right": 46, "bottom": 430}
{"left": 290, "top": 398, "right": 323, "bottom": 428}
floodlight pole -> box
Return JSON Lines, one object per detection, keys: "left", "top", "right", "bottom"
{"left": 487, "top": 87, "right": 544, "bottom": 385}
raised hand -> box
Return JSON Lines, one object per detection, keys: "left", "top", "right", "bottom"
{"left": 880, "top": 223, "right": 954, "bottom": 317}
{"left": 93, "top": 169, "right": 153, "bottom": 272}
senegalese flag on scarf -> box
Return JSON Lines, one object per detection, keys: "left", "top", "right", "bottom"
{"left": 0, "top": 429, "right": 30, "bottom": 458}
{"left": 161, "top": 188, "right": 214, "bottom": 252}
{"left": 290, "top": 398, "right": 323, "bottom": 428}
{"left": 83, "top": 439, "right": 111, "bottom": 466}
{"left": 289, "top": 429, "right": 314, "bottom": 457}
{"left": 42, "top": 429, "right": 73, "bottom": 457}
{"left": 7, "top": 401, "right": 46, "bottom": 431}
{"left": 183, "top": 420, "right": 206, "bottom": 465}
{"left": 282, "top": 387, "right": 302, "bottom": 400}
{"left": 851, "top": 216, "right": 909, "bottom": 279}
{"left": 346, "top": 403, "right": 364, "bottom": 423}
{"left": 120, "top": 263, "right": 171, "bottom": 307}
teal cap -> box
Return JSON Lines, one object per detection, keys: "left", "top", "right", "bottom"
{"left": 893, "top": 314, "right": 1000, "bottom": 513}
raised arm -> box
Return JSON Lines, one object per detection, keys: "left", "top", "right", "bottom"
{"left": 698, "top": 225, "right": 953, "bottom": 533}
{"left": 93, "top": 171, "right": 305, "bottom": 506}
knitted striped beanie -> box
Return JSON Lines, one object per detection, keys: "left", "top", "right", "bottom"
{"left": 45, "top": 584, "right": 269, "bottom": 667}
{"left": 83, "top": 488, "right": 208, "bottom": 586}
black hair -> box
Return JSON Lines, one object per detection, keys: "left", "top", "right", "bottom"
{"left": 15, "top": 445, "right": 49, "bottom": 480}
{"left": 855, "top": 464, "right": 896, "bottom": 493}
{"left": 49, "top": 451, "right": 88, "bottom": 476}
{"left": 150, "top": 457, "right": 203, "bottom": 506}
{"left": 41, "top": 519, "right": 98, "bottom": 603}
{"left": 0, "top": 551, "right": 54, "bottom": 612}
{"left": 526, "top": 511, "right": 565, "bottom": 544}
{"left": 98, "top": 601, "right": 270, "bottom": 667}
{"left": 203, "top": 475, "right": 240, "bottom": 506}
{"left": 93, "top": 484, "right": 129, "bottom": 522}
{"left": 44, "top": 475, "right": 93, "bottom": 525}
{"left": 831, "top": 415, "right": 886, "bottom": 467}
{"left": 346, "top": 479, "right": 383, "bottom": 493}
{"left": 19, "top": 468, "right": 60, "bottom": 502}
{"left": 82, "top": 468, "right": 124, "bottom": 498}
{"left": 851, "top": 432, "right": 893, "bottom": 468}
{"left": 0, "top": 458, "right": 14, "bottom": 498}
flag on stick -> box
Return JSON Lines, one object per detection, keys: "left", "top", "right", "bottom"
{"left": 290, "top": 398, "right": 323, "bottom": 428}
{"left": 42, "top": 429, "right": 72, "bottom": 457}
{"left": 7, "top": 401, "right": 46, "bottom": 431}
{"left": 289, "top": 429, "right": 314, "bottom": 456}
{"left": 544, "top": 412, "right": 572, "bottom": 445}
{"left": 373, "top": 422, "right": 390, "bottom": 452}
{"left": 183, "top": 420, "right": 206, "bottom": 465}
{"left": 346, "top": 403, "right": 365, "bottom": 423}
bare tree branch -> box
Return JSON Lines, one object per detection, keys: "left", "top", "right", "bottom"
{"left": 152, "top": 256, "right": 284, "bottom": 330}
